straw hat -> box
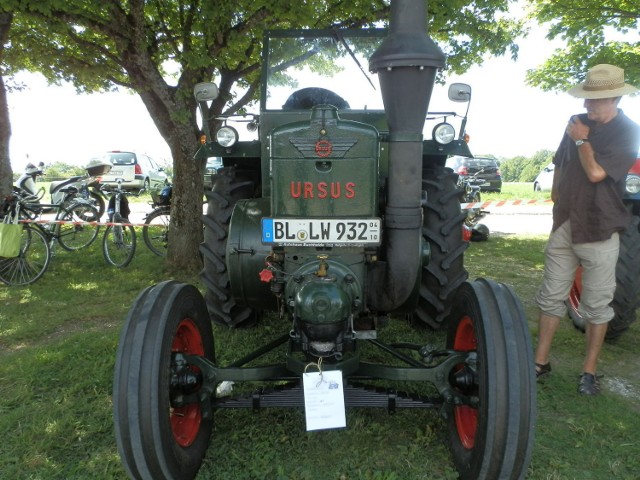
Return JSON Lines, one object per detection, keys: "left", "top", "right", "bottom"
{"left": 568, "top": 64, "right": 638, "bottom": 99}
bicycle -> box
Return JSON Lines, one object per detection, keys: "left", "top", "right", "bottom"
{"left": 0, "top": 191, "right": 100, "bottom": 285}
{"left": 102, "top": 179, "right": 141, "bottom": 267}
{"left": 142, "top": 183, "right": 172, "bottom": 257}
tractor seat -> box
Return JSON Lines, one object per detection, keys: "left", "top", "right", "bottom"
{"left": 282, "top": 87, "right": 350, "bottom": 110}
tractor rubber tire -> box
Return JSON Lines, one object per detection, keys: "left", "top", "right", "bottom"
{"left": 113, "top": 281, "right": 214, "bottom": 480}
{"left": 447, "top": 279, "right": 536, "bottom": 480}
{"left": 413, "top": 167, "right": 469, "bottom": 329}
{"left": 200, "top": 168, "right": 261, "bottom": 327}
{"left": 568, "top": 214, "right": 640, "bottom": 340}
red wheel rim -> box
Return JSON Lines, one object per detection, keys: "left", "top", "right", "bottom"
{"left": 453, "top": 315, "right": 478, "bottom": 449}
{"left": 171, "top": 318, "right": 205, "bottom": 447}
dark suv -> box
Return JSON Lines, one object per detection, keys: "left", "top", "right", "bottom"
{"left": 445, "top": 155, "right": 502, "bottom": 192}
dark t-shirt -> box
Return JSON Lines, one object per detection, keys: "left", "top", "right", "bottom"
{"left": 552, "top": 109, "right": 640, "bottom": 243}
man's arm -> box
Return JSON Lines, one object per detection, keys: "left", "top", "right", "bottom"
{"left": 566, "top": 116, "right": 607, "bottom": 183}
{"left": 575, "top": 142, "right": 607, "bottom": 182}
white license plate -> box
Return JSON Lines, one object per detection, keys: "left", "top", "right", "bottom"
{"left": 262, "top": 218, "right": 381, "bottom": 246}
{"left": 102, "top": 165, "right": 136, "bottom": 182}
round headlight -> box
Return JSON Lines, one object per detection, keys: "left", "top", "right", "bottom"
{"left": 433, "top": 122, "right": 455, "bottom": 145}
{"left": 625, "top": 174, "right": 640, "bottom": 194}
{"left": 216, "top": 126, "right": 238, "bottom": 148}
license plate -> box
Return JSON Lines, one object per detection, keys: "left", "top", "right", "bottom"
{"left": 262, "top": 218, "right": 381, "bottom": 246}
{"left": 102, "top": 165, "right": 135, "bottom": 182}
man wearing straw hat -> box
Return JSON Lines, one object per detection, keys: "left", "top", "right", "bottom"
{"left": 533, "top": 64, "right": 640, "bottom": 395}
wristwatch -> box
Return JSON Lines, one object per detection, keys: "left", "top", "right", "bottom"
{"left": 575, "top": 139, "right": 589, "bottom": 147}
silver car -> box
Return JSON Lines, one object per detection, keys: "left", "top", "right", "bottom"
{"left": 96, "top": 151, "right": 168, "bottom": 191}
{"left": 533, "top": 163, "right": 555, "bottom": 192}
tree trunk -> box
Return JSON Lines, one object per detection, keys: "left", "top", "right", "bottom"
{"left": 121, "top": 44, "right": 208, "bottom": 273}
{"left": 0, "top": 13, "right": 13, "bottom": 199}
{"left": 166, "top": 122, "right": 206, "bottom": 272}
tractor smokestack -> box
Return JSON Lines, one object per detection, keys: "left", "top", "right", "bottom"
{"left": 369, "top": 0, "right": 445, "bottom": 310}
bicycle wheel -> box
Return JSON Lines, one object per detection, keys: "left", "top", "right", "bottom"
{"left": 56, "top": 201, "right": 100, "bottom": 251}
{"left": 142, "top": 207, "right": 171, "bottom": 256}
{"left": 0, "top": 225, "right": 51, "bottom": 286}
{"left": 103, "top": 222, "right": 136, "bottom": 268}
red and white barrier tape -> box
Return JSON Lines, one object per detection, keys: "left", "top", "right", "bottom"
{"left": 461, "top": 198, "right": 553, "bottom": 210}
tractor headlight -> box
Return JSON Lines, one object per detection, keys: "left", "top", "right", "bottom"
{"left": 216, "top": 126, "right": 239, "bottom": 148}
{"left": 433, "top": 122, "right": 455, "bottom": 145}
{"left": 625, "top": 174, "right": 640, "bottom": 194}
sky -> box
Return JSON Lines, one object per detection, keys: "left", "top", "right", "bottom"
{"left": 7, "top": 22, "right": 640, "bottom": 174}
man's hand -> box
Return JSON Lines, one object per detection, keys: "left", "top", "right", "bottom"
{"left": 566, "top": 116, "right": 590, "bottom": 142}
{"left": 566, "top": 116, "right": 607, "bottom": 182}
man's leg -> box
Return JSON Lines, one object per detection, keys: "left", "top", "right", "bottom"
{"left": 574, "top": 232, "right": 619, "bottom": 376}
{"left": 535, "top": 313, "right": 561, "bottom": 366}
{"left": 534, "top": 221, "right": 579, "bottom": 371}
{"left": 583, "top": 322, "right": 608, "bottom": 375}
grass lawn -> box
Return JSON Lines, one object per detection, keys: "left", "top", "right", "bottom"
{"left": 1, "top": 183, "right": 638, "bottom": 479}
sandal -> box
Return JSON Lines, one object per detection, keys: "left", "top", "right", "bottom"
{"left": 578, "top": 372, "right": 600, "bottom": 396}
{"left": 535, "top": 362, "right": 551, "bottom": 379}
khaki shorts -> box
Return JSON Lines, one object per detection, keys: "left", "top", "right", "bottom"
{"left": 535, "top": 220, "right": 619, "bottom": 325}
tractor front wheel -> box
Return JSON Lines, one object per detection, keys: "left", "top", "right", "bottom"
{"left": 113, "top": 281, "right": 214, "bottom": 480}
{"left": 447, "top": 279, "right": 536, "bottom": 480}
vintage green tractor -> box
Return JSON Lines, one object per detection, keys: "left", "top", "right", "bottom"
{"left": 113, "top": 1, "right": 536, "bottom": 478}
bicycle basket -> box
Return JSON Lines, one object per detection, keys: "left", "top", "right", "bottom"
{"left": 151, "top": 185, "right": 172, "bottom": 206}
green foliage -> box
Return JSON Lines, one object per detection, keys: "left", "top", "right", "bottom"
{"left": 1, "top": 228, "right": 639, "bottom": 479}
{"left": 0, "top": 1, "right": 525, "bottom": 103}
{"left": 498, "top": 148, "right": 554, "bottom": 182}
{"left": 526, "top": 0, "right": 640, "bottom": 91}
{"left": 481, "top": 181, "right": 551, "bottom": 201}
{"left": 0, "top": 0, "right": 528, "bottom": 270}
{"left": 40, "top": 161, "right": 85, "bottom": 179}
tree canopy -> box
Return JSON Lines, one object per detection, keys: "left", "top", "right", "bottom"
{"left": 499, "top": 149, "right": 554, "bottom": 182}
{"left": 526, "top": 0, "right": 640, "bottom": 91}
{"left": 0, "top": 0, "right": 524, "bottom": 270}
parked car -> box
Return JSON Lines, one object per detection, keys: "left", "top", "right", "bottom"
{"left": 445, "top": 155, "right": 502, "bottom": 192}
{"left": 203, "top": 156, "right": 222, "bottom": 189}
{"left": 96, "top": 151, "right": 168, "bottom": 191}
{"left": 533, "top": 163, "right": 555, "bottom": 192}
{"left": 625, "top": 157, "right": 640, "bottom": 204}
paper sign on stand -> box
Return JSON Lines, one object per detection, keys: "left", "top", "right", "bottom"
{"left": 302, "top": 369, "right": 346, "bottom": 431}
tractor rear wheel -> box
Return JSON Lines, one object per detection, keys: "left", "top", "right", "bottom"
{"left": 113, "top": 281, "right": 214, "bottom": 480}
{"left": 447, "top": 279, "right": 536, "bottom": 480}
{"left": 201, "top": 168, "right": 261, "bottom": 327}
{"left": 413, "top": 167, "right": 468, "bottom": 329}
{"left": 567, "top": 214, "right": 640, "bottom": 340}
